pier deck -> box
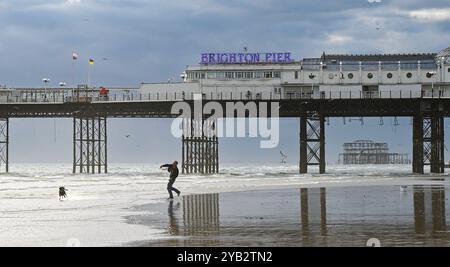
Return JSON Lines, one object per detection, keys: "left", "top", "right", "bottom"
{"left": 0, "top": 88, "right": 448, "bottom": 175}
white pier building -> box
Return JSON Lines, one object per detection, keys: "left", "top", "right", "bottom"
{"left": 140, "top": 47, "right": 450, "bottom": 100}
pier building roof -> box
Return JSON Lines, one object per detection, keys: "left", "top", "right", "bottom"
{"left": 436, "top": 46, "right": 450, "bottom": 63}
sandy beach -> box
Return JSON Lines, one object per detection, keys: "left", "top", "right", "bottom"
{"left": 1, "top": 164, "right": 449, "bottom": 246}
{"left": 128, "top": 185, "right": 450, "bottom": 247}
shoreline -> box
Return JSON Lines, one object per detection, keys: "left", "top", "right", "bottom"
{"left": 142, "top": 173, "right": 450, "bottom": 205}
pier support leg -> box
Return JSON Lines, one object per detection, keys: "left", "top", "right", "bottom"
{"left": 413, "top": 115, "right": 444, "bottom": 174}
{"left": 0, "top": 118, "right": 9, "bottom": 173}
{"left": 319, "top": 116, "right": 326, "bottom": 174}
{"left": 430, "top": 116, "right": 445, "bottom": 174}
{"left": 299, "top": 114, "right": 325, "bottom": 174}
{"left": 299, "top": 116, "right": 307, "bottom": 174}
{"left": 182, "top": 118, "right": 219, "bottom": 174}
{"left": 413, "top": 115, "right": 424, "bottom": 174}
{"left": 73, "top": 117, "right": 107, "bottom": 174}
{"left": 423, "top": 117, "right": 433, "bottom": 172}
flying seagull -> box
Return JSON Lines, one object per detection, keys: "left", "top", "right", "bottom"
{"left": 280, "top": 151, "right": 288, "bottom": 164}
{"left": 375, "top": 21, "right": 383, "bottom": 31}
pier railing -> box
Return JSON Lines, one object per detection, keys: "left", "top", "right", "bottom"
{"left": 0, "top": 89, "right": 449, "bottom": 104}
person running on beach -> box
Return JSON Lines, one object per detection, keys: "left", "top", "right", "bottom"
{"left": 160, "top": 161, "right": 180, "bottom": 199}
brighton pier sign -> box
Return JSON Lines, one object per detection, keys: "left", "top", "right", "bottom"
{"left": 201, "top": 52, "right": 293, "bottom": 64}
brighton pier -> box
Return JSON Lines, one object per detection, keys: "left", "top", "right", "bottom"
{"left": 1, "top": 46, "right": 450, "bottom": 175}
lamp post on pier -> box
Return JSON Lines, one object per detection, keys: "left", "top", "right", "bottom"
{"left": 42, "top": 78, "right": 50, "bottom": 101}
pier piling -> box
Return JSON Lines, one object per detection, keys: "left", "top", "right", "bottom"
{"left": 413, "top": 112, "right": 445, "bottom": 174}
{"left": 299, "top": 113, "right": 326, "bottom": 174}
{"left": 182, "top": 117, "right": 219, "bottom": 174}
{"left": 73, "top": 116, "right": 107, "bottom": 174}
{"left": 0, "top": 118, "right": 9, "bottom": 173}
{"left": 413, "top": 115, "right": 424, "bottom": 174}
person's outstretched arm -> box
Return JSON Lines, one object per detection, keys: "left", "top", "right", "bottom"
{"left": 160, "top": 164, "right": 172, "bottom": 169}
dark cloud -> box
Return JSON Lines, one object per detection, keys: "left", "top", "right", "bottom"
{"left": 0, "top": 1, "right": 448, "bottom": 102}
{"left": 1, "top": 0, "right": 449, "bottom": 86}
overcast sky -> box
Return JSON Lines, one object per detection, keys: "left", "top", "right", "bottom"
{"left": 1, "top": 0, "right": 449, "bottom": 166}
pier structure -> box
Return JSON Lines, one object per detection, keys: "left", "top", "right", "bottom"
{"left": 73, "top": 116, "right": 107, "bottom": 173}
{"left": 295, "top": 96, "right": 448, "bottom": 174}
{"left": 0, "top": 46, "right": 449, "bottom": 175}
{"left": 181, "top": 117, "right": 219, "bottom": 174}
{"left": 412, "top": 103, "right": 446, "bottom": 174}
{"left": 299, "top": 113, "right": 325, "bottom": 174}
{"left": 0, "top": 89, "right": 450, "bottom": 175}
{"left": 338, "top": 140, "right": 410, "bottom": 165}
{"left": 0, "top": 118, "right": 8, "bottom": 173}
{"left": 179, "top": 94, "right": 219, "bottom": 175}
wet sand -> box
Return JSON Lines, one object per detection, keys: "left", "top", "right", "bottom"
{"left": 126, "top": 185, "right": 450, "bottom": 247}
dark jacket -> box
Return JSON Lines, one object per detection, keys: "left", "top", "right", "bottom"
{"left": 161, "top": 164, "right": 179, "bottom": 180}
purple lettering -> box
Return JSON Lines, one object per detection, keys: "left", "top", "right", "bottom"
{"left": 253, "top": 53, "right": 260, "bottom": 63}
{"left": 209, "top": 53, "right": 215, "bottom": 64}
{"left": 238, "top": 53, "right": 245, "bottom": 63}
{"left": 277, "top": 53, "right": 283, "bottom": 62}
{"left": 220, "top": 53, "right": 228, "bottom": 63}
{"left": 245, "top": 53, "right": 254, "bottom": 63}
{"left": 229, "top": 53, "right": 237, "bottom": 63}
{"left": 284, "top": 53, "right": 292, "bottom": 63}
{"left": 201, "top": 53, "right": 208, "bottom": 64}
{"left": 202, "top": 52, "right": 291, "bottom": 64}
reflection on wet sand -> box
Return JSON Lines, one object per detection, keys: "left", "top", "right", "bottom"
{"left": 300, "top": 188, "right": 327, "bottom": 245}
{"left": 299, "top": 185, "right": 448, "bottom": 246}
{"left": 164, "top": 194, "right": 220, "bottom": 246}
{"left": 138, "top": 185, "right": 450, "bottom": 246}
{"left": 182, "top": 194, "right": 220, "bottom": 236}
{"left": 168, "top": 200, "right": 180, "bottom": 236}
{"left": 413, "top": 186, "right": 446, "bottom": 235}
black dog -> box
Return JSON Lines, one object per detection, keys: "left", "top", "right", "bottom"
{"left": 59, "top": 187, "right": 68, "bottom": 200}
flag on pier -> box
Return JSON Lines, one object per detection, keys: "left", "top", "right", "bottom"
{"left": 89, "top": 58, "right": 94, "bottom": 65}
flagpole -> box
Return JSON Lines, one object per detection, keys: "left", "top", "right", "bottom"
{"left": 72, "top": 56, "right": 75, "bottom": 97}
{"left": 88, "top": 62, "right": 91, "bottom": 89}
